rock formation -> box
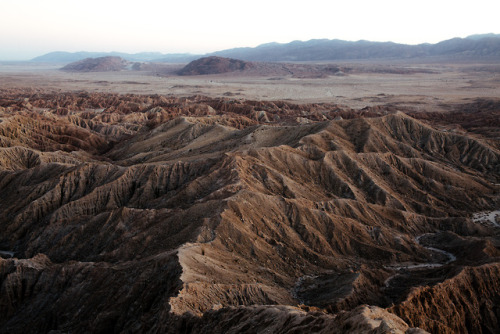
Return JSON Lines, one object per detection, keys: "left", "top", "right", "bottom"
{"left": 177, "top": 56, "right": 346, "bottom": 77}
{"left": 177, "top": 56, "right": 253, "bottom": 75}
{"left": 0, "top": 89, "right": 499, "bottom": 333}
{"left": 61, "top": 56, "right": 129, "bottom": 72}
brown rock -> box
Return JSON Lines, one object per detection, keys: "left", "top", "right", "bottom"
{"left": 0, "top": 89, "right": 498, "bottom": 333}
{"left": 61, "top": 56, "right": 129, "bottom": 72}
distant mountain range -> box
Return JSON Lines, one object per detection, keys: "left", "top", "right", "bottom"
{"left": 32, "top": 51, "right": 200, "bottom": 63}
{"left": 212, "top": 34, "right": 500, "bottom": 62}
{"left": 32, "top": 34, "right": 500, "bottom": 63}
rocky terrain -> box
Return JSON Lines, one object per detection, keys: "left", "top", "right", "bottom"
{"left": 177, "top": 56, "right": 347, "bottom": 78}
{"left": 177, "top": 57, "right": 253, "bottom": 75}
{"left": 0, "top": 89, "right": 499, "bottom": 333}
{"left": 61, "top": 56, "right": 130, "bottom": 72}
{"left": 60, "top": 55, "right": 347, "bottom": 78}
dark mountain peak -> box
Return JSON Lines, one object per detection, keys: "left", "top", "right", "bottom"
{"left": 177, "top": 56, "right": 253, "bottom": 75}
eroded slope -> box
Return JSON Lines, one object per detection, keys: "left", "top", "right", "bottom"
{"left": 0, "top": 90, "right": 499, "bottom": 333}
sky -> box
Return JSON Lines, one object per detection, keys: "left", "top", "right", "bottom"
{"left": 1, "top": 0, "right": 499, "bottom": 60}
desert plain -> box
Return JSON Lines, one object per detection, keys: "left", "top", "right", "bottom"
{"left": 1, "top": 59, "right": 500, "bottom": 108}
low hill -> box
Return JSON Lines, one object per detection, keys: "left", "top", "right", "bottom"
{"left": 60, "top": 56, "right": 129, "bottom": 72}
{"left": 177, "top": 56, "right": 348, "bottom": 77}
{"left": 177, "top": 56, "right": 253, "bottom": 75}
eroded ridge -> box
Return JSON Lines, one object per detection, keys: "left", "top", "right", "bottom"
{"left": 1, "top": 90, "right": 499, "bottom": 333}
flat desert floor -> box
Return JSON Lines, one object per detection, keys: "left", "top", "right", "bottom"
{"left": 1, "top": 60, "right": 499, "bottom": 110}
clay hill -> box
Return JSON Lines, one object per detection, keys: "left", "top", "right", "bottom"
{"left": 61, "top": 56, "right": 129, "bottom": 72}
{"left": 0, "top": 90, "right": 499, "bottom": 333}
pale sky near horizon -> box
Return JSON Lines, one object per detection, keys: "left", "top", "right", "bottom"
{"left": 1, "top": 0, "right": 499, "bottom": 60}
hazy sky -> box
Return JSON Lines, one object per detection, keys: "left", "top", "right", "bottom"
{"left": 1, "top": 0, "right": 499, "bottom": 60}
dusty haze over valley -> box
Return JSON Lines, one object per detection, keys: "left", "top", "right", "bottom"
{"left": 1, "top": 32, "right": 500, "bottom": 334}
